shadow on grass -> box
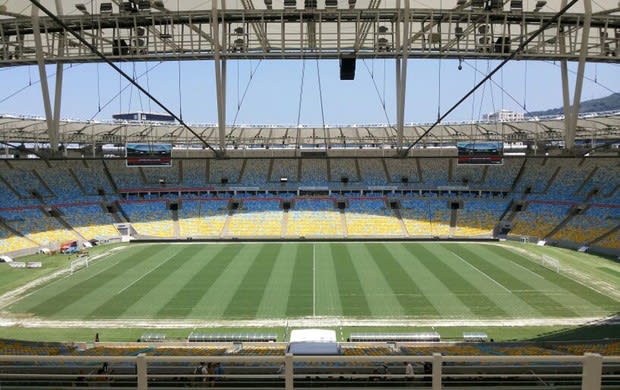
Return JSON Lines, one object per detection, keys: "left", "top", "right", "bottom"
{"left": 526, "top": 314, "right": 620, "bottom": 342}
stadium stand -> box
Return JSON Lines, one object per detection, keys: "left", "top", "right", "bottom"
{"left": 121, "top": 201, "right": 174, "bottom": 237}
{"left": 0, "top": 208, "right": 80, "bottom": 248}
{"left": 226, "top": 199, "right": 283, "bottom": 237}
{"left": 454, "top": 199, "right": 509, "bottom": 237}
{"left": 270, "top": 159, "right": 298, "bottom": 182}
{"left": 178, "top": 199, "right": 228, "bottom": 237}
{"left": 300, "top": 159, "right": 328, "bottom": 186}
{"left": 0, "top": 157, "right": 618, "bottom": 254}
{"left": 385, "top": 158, "right": 420, "bottom": 184}
{"left": 510, "top": 202, "right": 572, "bottom": 239}
{"left": 330, "top": 159, "right": 358, "bottom": 183}
{"left": 58, "top": 204, "right": 120, "bottom": 240}
{"left": 288, "top": 198, "right": 343, "bottom": 237}
{"left": 345, "top": 199, "right": 404, "bottom": 236}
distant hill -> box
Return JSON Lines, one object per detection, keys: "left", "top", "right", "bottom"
{"left": 526, "top": 93, "right": 620, "bottom": 117}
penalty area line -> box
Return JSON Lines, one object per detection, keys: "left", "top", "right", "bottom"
{"left": 449, "top": 250, "right": 512, "bottom": 294}
{"left": 116, "top": 252, "right": 178, "bottom": 295}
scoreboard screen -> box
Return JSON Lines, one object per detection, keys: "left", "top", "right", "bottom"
{"left": 457, "top": 141, "right": 503, "bottom": 165}
{"left": 126, "top": 143, "right": 172, "bottom": 167}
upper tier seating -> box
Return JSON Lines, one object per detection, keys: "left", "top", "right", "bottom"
{"left": 419, "top": 159, "right": 449, "bottom": 188}
{"left": 358, "top": 159, "right": 388, "bottom": 185}
{"left": 240, "top": 159, "right": 270, "bottom": 186}
{"left": 483, "top": 158, "right": 522, "bottom": 190}
{"left": 346, "top": 199, "right": 403, "bottom": 236}
{"left": 142, "top": 165, "right": 181, "bottom": 186}
{"left": 36, "top": 161, "right": 84, "bottom": 202}
{"left": 330, "top": 159, "right": 358, "bottom": 183}
{"left": 514, "top": 159, "right": 558, "bottom": 195}
{"left": 270, "top": 159, "right": 298, "bottom": 182}
{"left": 106, "top": 160, "right": 144, "bottom": 189}
{"left": 300, "top": 159, "right": 328, "bottom": 186}
{"left": 227, "top": 200, "right": 282, "bottom": 237}
{"left": 288, "top": 199, "right": 343, "bottom": 237}
{"left": 178, "top": 200, "right": 228, "bottom": 237}
{"left": 72, "top": 161, "right": 115, "bottom": 195}
{"left": 0, "top": 161, "right": 52, "bottom": 198}
{"left": 385, "top": 158, "right": 420, "bottom": 184}
{"left": 452, "top": 162, "right": 484, "bottom": 186}
{"left": 181, "top": 160, "right": 207, "bottom": 187}
{"left": 210, "top": 159, "right": 243, "bottom": 184}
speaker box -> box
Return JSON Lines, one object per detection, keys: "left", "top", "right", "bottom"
{"left": 401, "top": 177, "right": 409, "bottom": 183}
{"left": 221, "top": 178, "right": 229, "bottom": 184}
{"left": 341, "top": 177, "right": 349, "bottom": 184}
{"left": 340, "top": 57, "right": 356, "bottom": 80}
{"left": 450, "top": 202, "right": 460, "bottom": 210}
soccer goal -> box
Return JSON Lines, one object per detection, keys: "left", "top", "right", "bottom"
{"left": 70, "top": 255, "right": 89, "bottom": 274}
{"left": 541, "top": 255, "right": 560, "bottom": 273}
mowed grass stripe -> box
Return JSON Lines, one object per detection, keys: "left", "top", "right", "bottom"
{"left": 156, "top": 245, "right": 242, "bottom": 318}
{"left": 8, "top": 245, "right": 142, "bottom": 313}
{"left": 490, "top": 245, "right": 619, "bottom": 311}
{"left": 285, "top": 244, "right": 313, "bottom": 317}
{"left": 50, "top": 246, "right": 183, "bottom": 319}
{"left": 192, "top": 245, "right": 265, "bottom": 318}
{"left": 386, "top": 244, "right": 473, "bottom": 318}
{"left": 223, "top": 244, "right": 282, "bottom": 318}
{"left": 19, "top": 245, "right": 164, "bottom": 318}
{"left": 314, "top": 243, "right": 343, "bottom": 317}
{"left": 452, "top": 244, "right": 580, "bottom": 317}
{"left": 120, "top": 245, "right": 219, "bottom": 319}
{"left": 414, "top": 244, "right": 512, "bottom": 318}
{"left": 329, "top": 244, "right": 371, "bottom": 317}
{"left": 256, "top": 245, "right": 299, "bottom": 318}
{"left": 86, "top": 245, "right": 203, "bottom": 319}
{"left": 364, "top": 243, "right": 439, "bottom": 317}
{"left": 347, "top": 244, "right": 404, "bottom": 317}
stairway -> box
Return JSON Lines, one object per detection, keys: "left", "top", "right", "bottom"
{"left": 171, "top": 209, "right": 180, "bottom": 238}
{"left": 340, "top": 209, "right": 348, "bottom": 238}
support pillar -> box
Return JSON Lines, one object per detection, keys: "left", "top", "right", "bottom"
{"left": 136, "top": 354, "right": 148, "bottom": 390}
{"left": 396, "top": 0, "right": 410, "bottom": 152}
{"left": 581, "top": 353, "right": 603, "bottom": 390}
{"left": 31, "top": 3, "right": 65, "bottom": 154}
{"left": 432, "top": 353, "right": 442, "bottom": 390}
{"left": 560, "top": 0, "right": 591, "bottom": 153}
{"left": 284, "top": 353, "right": 294, "bottom": 390}
{"left": 212, "top": 0, "right": 227, "bottom": 156}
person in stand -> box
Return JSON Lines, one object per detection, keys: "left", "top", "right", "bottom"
{"left": 207, "top": 362, "right": 216, "bottom": 387}
{"left": 194, "top": 362, "right": 207, "bottom": 387}
{"left": 404, "top": 361, "right": 415, "bottom": 381}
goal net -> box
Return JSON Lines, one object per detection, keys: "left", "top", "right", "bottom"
{"left": 541, "top": 255, "right": 560, "bottom": 273}
{"left": 70, "top": 255, "right": 89, "bottom": 274}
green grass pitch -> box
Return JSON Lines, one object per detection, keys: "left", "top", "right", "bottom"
{"left": 6, "top": 242, "right": 620, "bottom": 321}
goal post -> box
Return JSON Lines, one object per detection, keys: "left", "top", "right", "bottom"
{"left": 70, "top": 255, "right": 89, "bottom": 274}
{"left": 541, "top": 254, "right": 560, "bottom": 273}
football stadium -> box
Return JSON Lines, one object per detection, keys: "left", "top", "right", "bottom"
{"left": 0, "top": 0, "right": 619, "bottom": 388}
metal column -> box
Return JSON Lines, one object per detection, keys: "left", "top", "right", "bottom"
{"left": 560, "top": 0, "right": 592, "bottom": 153}
{"left": 31, "top": 5, "right": 62, "bottom": 153}
{"left": 396, "top": 0, "right": 410, "bottom": 152}
{"left": 213, "top": 0, "right": 227, "bottom": 155}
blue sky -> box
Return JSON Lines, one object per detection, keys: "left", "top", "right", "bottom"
{"left": 0, "top": 59, "right": 618, "bottom": 125}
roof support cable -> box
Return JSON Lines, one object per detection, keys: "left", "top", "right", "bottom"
{"left": 231, "top": 60, "right": 262, "bottom": 128}
{"left": 297, "top": 59, "right": 306, "bottom": 127}
{"left": 316, "top": 59, "right": 327, "bottom": 150}
{"left": 28, "top": 0, "right": 218, "bottom": 154}
{"left": 362, "top": 59, "right": 393, "bottom": 128}
{"left": 400, "top": 0, "right": 580, "bottom": 157}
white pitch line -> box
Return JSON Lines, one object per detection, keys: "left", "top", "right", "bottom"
{"left": 116, "top": 251, "right": 178, "bottom": 295}
{"left": 449, "top": 250, "right": 512, "bottom": 293}
{"left": 506, "top": 257, "right": 545, "bottom": 280}
{"left": 313, "top": 243, "right": 316, "bottom": 317}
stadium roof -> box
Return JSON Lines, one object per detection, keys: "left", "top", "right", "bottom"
{"left": 1, "top": 111, "right": 618, "bottom": 148}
